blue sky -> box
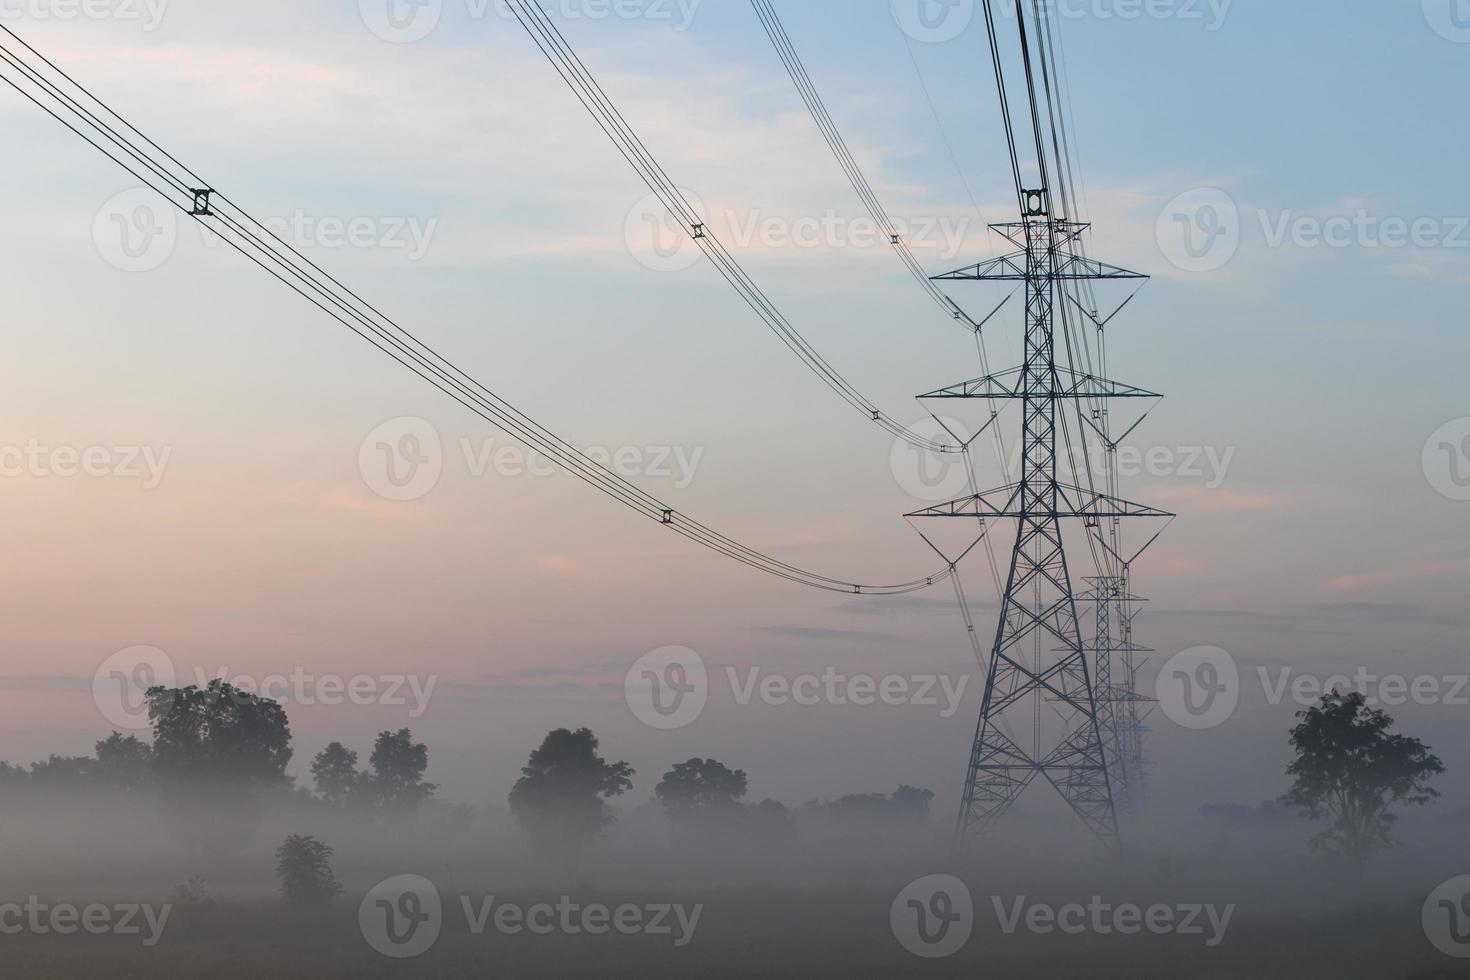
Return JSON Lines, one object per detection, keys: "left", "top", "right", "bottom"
{"left": 0, "top": 0, "right": 1466, "bottom": 824}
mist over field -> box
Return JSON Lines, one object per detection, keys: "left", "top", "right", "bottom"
{"left": 2, "top": 0, "right": 1467, "bottom": 977}
{"left": 2, "top": 701, "right": 1469, "bottom": 978}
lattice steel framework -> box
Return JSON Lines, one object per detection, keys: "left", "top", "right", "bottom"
{"left": 910, "top": 205, "right": 1169, "bottom": 848}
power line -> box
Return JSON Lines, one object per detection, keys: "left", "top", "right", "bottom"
{"left": 505, "top": 0, "right": 956, "bottom": 454}
{"left": 0, "top": 24, "right": 961, "bottom": 597}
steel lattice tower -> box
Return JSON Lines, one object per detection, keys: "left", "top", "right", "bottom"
{"left": 909, "top": 200, "right": 1169, "bottom": 847}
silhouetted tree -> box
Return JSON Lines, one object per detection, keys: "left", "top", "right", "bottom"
{"left": 368, "top": 729, "right": 437, "bottom": 812}
{"left": 748, "top": 798, "right": 796, "bottom": 841}
{"left": 806, "top": 786, "right": 937, "bottom": 822}
{"left": 0, "top": 762, "right": 25, "bottom": 791}
{"left": 891, "top": 785, "right": 936, "bottom": 817}
{"left": 274, "top": 834, "right": 342, "bottom": 906}
{"left": 311, "top": 742, "right": 363, "bottom": 808}
{"left": 26, "top": 755, "right": 94, "bottom": 789}
{"left": 1283, "top": 691, "right": 1445, "bottom": 862}
{"left": 656, "top": 758, "right": 748, "bottom": 832}
{"left": 508, "top": 728, "right": 633, "bottom": 854}
{"left": 93, "top": 733, "right": 153, "bottom": 794}
{"left": 146, "top": 680, "right": 293, "bottom": 847}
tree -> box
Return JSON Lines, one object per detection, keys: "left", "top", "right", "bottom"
{"left": 891, "top": 785, "right": 936, "bottom": 818}
{"left": 274, "top": 835, "right": 342, "bottom": 906}
{"left": 368, "top": 729, "right": 437, "bottom": 812}
{"left": 93, "top": 733, "right": 153, "bottom": 794}
{"left": 147, "top": 681, "right": 293, "bottom": 787}
{"left": 311, "top": 742, "right": 363, "bottom": 808}
{"left": 805, "top": 786, "right": 938, "bottom": 823}
{"left": 508, "top": 728, "right": 633, "bottom": 854}
{"left": 748, "top": 798, "right": 796, "bottom": 840}
{"left": 655, "top": 758, "right": 748, "bottom": 832}
{"left": 146, "top": 680, "right": 294, "bottom": 847}
{"left": 1283, "top": 691, "right": 1445, "bottom": 862}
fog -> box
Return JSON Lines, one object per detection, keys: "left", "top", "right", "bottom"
{"left": 2, "top": 750, "right": 1467, "bottom": 978}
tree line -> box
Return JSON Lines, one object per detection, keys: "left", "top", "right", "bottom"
{"left": 1, "top": 680, "right": 1448, "bottom": 873}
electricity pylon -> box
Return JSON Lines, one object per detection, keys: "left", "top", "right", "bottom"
{"left": 1085, "top": 574, "right": 1155, "bottom": 812}
{"left": 909, "top": 198, "right": 1170, "bottom": 848}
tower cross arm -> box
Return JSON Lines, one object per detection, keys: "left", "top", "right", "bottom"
{"left": 932, "top": 251, "right": 1148, "bottom": 282}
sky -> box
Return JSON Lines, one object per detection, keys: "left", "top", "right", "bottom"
{"left": 0, "top": 0, "right": 1466, "bottom": 826}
